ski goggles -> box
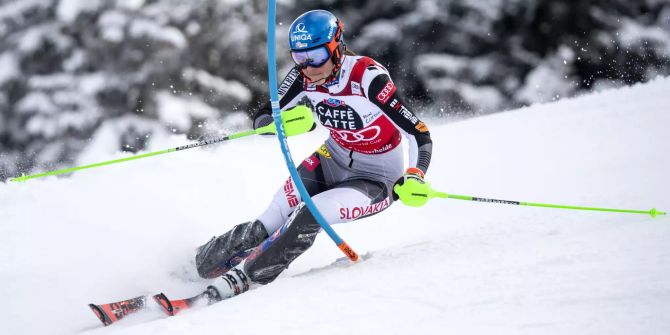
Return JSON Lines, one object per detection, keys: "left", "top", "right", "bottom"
{"left": 290, "top": 45, "right": 331, "bottom": 69}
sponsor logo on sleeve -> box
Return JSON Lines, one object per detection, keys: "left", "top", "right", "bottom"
{"left": 390, "top": 98, "right": 421, "bottom": 126}
{"left": 375, "top": 81, "right": 396, "bottom": 104}
{"left": 278, "top": 69, "right": 300, "bottom": 97}
{"left": 389, "top": 98, "right": 401, "bottom": 111}
{"left": 399, "top": 106, "right": 419, "bottom": 125}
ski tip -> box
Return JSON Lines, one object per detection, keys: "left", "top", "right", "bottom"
{"left": 88, "top": 304, "right": 113, "bottom": 327}
{"left": 88, "top": 296, "right": 146, "bottom": 326}
{"left": 152, "top": 293, "right": 197, "bottom": 316}
{"left": 153, "top": 293, "right": 175, "bottom": 316}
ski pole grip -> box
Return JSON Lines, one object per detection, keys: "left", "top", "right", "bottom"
{"left": 281, "top": 105, "right": 314, "bottom": 137}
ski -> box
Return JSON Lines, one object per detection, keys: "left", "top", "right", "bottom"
{"left": 153, "top": 286, "right": 221, "bottom": 316}
{"left": 90, "top": 269, "right": 251, "bottom": 325}
{"left": 88, "top": 295, "right": 147, "bottom": 326}
{"left": 153, "top": 268, "right": 252, "bottom": 316}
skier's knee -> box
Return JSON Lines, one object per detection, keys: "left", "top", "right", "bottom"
{"left": 243, "top": 203, "right": 321, "bottom": 284}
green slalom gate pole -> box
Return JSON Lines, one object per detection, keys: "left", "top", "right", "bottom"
{"left": 9, "top": 105, "right": 315, "bottom": 183}
{"left": 394, "top": 178, "right": 667, "bottom": 218}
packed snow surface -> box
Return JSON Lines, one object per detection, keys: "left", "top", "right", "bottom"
{"left": 1, "top": 78, "right": 669, "bottom": 335}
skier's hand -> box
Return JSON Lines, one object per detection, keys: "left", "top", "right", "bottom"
{"left": 253, "top": 114, "right": 275, "bottom": 134}
{"left": 393, "top": 168, "right": 432, "bottom": 207}
{"left": 253, "top": 105, "right": 315, "bottom": 136}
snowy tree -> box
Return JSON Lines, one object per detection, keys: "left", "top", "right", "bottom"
{"left": 0, "top": 0, "right": 260, "bottom": 180}
{"left": 1, "top": 0, "right": 669, "bottom": 180}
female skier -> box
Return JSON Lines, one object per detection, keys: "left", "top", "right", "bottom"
{"left": 195, "top": 9, "right": 433, "bottom": 297}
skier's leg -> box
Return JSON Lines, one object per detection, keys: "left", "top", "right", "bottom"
{"left": 195, "top": 220, "right": 269, "bottom": 278}
{"left": 244, "top": 202, "right": 319, "bottom": 284}
{"left": 195, "top": 152, "right": 328, "bottom": 279}
{"left": 255, "top": 152, "right": 328, "bottom": 234}
{"left": 243, "top": 179, "right": 391, "bottom": 284}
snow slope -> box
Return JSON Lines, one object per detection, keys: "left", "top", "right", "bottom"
{"left": 1, "top": 78, "right": 669, "bottom": 335}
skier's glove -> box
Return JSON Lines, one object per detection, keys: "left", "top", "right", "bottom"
{"left": 253, "top": 113, "right": 274, "bottom": 133}
{"left": 393, "top": 167, "right": 432, "bottom": 207}
{"left": 253, "top": 105, "right": 316, "bottom": 136}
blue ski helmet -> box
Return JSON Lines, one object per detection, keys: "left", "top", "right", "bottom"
{"left": 288, "top": 10, "right": 346, "bottom": 79}
{"left": 289, "top": 10, "right": 342, "bottom": 51}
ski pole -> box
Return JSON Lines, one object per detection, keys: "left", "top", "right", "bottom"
{"left": 10, "top": 105, "right": 315, "bottom": 183}
{"left": 266, "top": 0, "right": 359, "bottom": 262}
{"left": 394, "top": 178, "right": 667, "bottom": 218}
